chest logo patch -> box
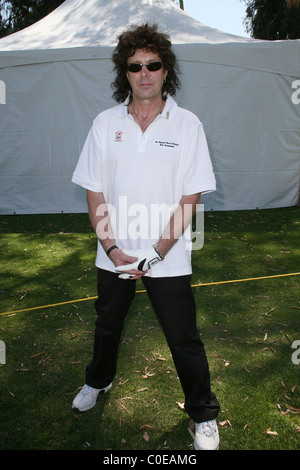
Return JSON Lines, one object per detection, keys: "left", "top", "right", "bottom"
{"left": 114, "top": 131, "right": 124, "bottom": 142}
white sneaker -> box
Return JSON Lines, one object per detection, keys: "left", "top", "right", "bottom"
{"left": 72, "top": 383, "right": 112, "bottom": 412}
{"left": 194, "top": 419, "right": 219, "bottom": 450}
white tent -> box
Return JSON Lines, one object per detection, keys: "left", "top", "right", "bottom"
{"left": 0, "top": 0, "right": 299, "bottom": 214}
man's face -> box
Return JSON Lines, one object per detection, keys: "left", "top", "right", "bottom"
{"left": 126, "top": 48, "right": 168, "bottom": 103}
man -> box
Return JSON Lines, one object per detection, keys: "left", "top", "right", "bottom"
{"left": 71, "top": 24, "right": 220, "bottom": 450}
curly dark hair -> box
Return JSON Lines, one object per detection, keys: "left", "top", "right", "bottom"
{"left": 111, "top": 23, "right": 181, "bottom": 103}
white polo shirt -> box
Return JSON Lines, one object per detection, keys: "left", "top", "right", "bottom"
{"left": 72, "top": 96, "right": 216, "bottom": 277}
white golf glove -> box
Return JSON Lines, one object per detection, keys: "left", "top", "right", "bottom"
{"left": 117, "top": 246, "right": 163, "bottom": 279}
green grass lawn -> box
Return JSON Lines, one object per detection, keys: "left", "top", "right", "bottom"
{"left": 0, "top": 207, "right": 299, "bottom": 450}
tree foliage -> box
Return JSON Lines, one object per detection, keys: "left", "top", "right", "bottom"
{"left": 242, "top": 0, "right": 300, "bottom": 39}
{"left": 0, "top": 0, "right": 64, "bottom": 38}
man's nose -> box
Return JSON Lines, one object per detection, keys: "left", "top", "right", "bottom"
{"left": 140, "top": 64, "right": 150, "bottom": 75}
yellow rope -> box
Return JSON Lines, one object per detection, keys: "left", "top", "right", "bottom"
{"left": 191, "top": 272, "right": 300, "bottom": 287}
{"left": 1, "top": 272, "right": 299, "bottom": 317}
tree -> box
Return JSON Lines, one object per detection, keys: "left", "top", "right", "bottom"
{"left": 284, "top": 0, "right": 300, "bottom": 38}
{"left": 243, "top": 0, "right": 287, "bottom": 39}
{"left": 0, "top": 0, "right": 64, "bottom": 38}
{"left": 242, "top": 0, "right": 300, "bottom": 39}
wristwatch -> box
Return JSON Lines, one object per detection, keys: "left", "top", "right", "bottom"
{"left": 153, "top": 244, "right": 164, "bottom": 260}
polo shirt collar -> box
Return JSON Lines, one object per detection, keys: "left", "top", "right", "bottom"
{"left": 115, "top": 95, "right": 178, "bottom": 120}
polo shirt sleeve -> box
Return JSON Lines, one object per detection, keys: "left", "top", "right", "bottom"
{"left": 182, "top": 121, "right": 216, "bottom": 196}
{"left": 72, "top": 121, "right": 103, "bottom": 192}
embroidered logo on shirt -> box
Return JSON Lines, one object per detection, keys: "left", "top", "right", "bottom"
{"left": 114, "top": 131, "right": 124, "bottom": 142}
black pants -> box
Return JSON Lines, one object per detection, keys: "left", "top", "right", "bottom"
{"left": 85, "top": 268, "right": 220, "bottom": 423}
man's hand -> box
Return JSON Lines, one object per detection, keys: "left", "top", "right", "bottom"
{"left": 116, "top": 247, "right": 163, "bottom": 279}
{"left": 108, "top": 248, "right": 144, "bottom": 280}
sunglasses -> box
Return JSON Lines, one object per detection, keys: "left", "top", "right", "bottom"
{"left": 126, "top": 61, "right": 163, "bottom": 73}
